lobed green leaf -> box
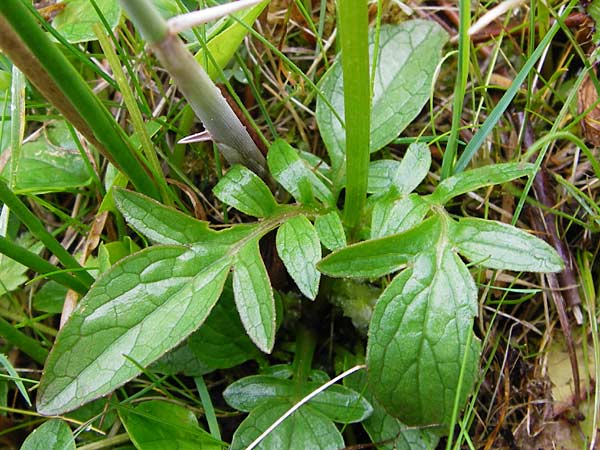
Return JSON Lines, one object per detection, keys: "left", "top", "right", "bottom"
{"left": 318, "top": 216, "right": 441, "bottom": 278}
{"left": 367, "top": 247, "right": 480, "bottom": 427}
{"left": 368, "top": 142, "right": 431, "bottom": 195}
{"left": 276, "top": 215, "right": 321, "bottom": 300}
{"left": 314, "top": 211, "right": 346, "bottom": 251}
{"left": 430, "top": 162, "right": 534, "bottom": 204}
{"left": 267, "top": 139, "right": 334, "bottom": 205}
{"left": 232, "top": 239, "right": 276, "bottom": 353}
{"left": 370, "top": 193, "right": 430, "bottom": 239}
{"left": 37, "top": 245, "right": 231, "bottom": 415}
{"left": 449, "top": 217, "right": 564, "bottom": 272}
{"left": 213, "top": 165, "right": 279, "bottom": 217}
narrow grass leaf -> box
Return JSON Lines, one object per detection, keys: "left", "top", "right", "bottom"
{"left": 318, "top": 216, "right": 441, "bottom": 278}
{"left": 230, "top": 399, "right": 344, "bottom": 450}
{"left": 449, "top": 218, "right": 565, "bottom": 272}
{"left": 0, "top": 353, "right": 31, "bottom": 406}
{"left": 214, "top": 165, "right": 278, "bottom": 217}
{"left": 37, "top": 245, "right": 232, "bottom": 415}
{"left": 119, "top": 400, "right": 224, "bottom": 450}
{"left": 367, "top": 247, "right": 480, "bottom": 427}
{"left": 276, "top": 215, "right": 321, "bottom": 300}
{"left": 224, "top": 375, "right": 372, "bottom": 423}
{"left": 233, "top": 239, "right": 276, "bottom": 353}
{"left": 20, "top": 419, "right": 75, "bottom": 450}
{"left": 430, "top": 163, "right": 534, "bottom": 205}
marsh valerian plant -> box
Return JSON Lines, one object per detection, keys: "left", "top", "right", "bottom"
{"left": 0, "top": 0, "right": 565, "bottom": 448}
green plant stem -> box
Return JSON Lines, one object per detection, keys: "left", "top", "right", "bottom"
{"left": 0, "top": 1, "right": 161, "bottom": 199}
{"left": 119, "top": 0, "right": 269, "bottom": 180}
{"left": 292, "top": 325, "right": 316, "bottom": 385}
{"left": 338, "top": 0, "right": 370, "bottom": 231}
{"left": 453, "top": 0, "right": 575, "bottom": 174}
{"left": 0, "top": 180, "right": 93, "bottom": 289}
{"left": 0, "top": 235, "right": 88, "bottom": 295}
{"left": 441, "top": 0, "right": 470, "bottom": 179}
{"left": 0, "top": 316, "right": 47, "bottom": 365}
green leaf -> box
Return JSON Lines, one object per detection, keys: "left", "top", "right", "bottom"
{"left": 367, "top": 245, "right": 480, "bottom": 427}
{"left": 430, "top": 163, "right": 534, "bottom": 204}
{"left": 20, "top": 419, "right": 75, "bottom": 450}
{"left": 345, "top": 370, "right": 439, "bottom": 450}
{"left": 53, "top": 0, "right": 121, "bottom": 43}
{"left": 188, "top": 281, "right": 260, "bottom": 369}
{"left": 276, "top": 215, "right": 321, "bottom": 300}
{"left": 119, "top": 401, "right": 224, "bottom": 450}
{"left": 267, "top": 139, "right": 334, "bottom": 205}
{"left": 114, "top": 188, "right": 213, "bottom": 244}
{"left": 114, "top": 188, "right": 254, "bottom": 245}
{"left": 316, "top": 21, "right": 448, "bottom": 167}
{"left": 224, "top": 375, "right": 372, "bottom": 423}
{"left": 230, "top": 399, "right": 344, "bottom": 450}
{"left": 151, "top": 342, "right": 211, "bottom": 377}
{"left": 449, "top": 217, "right": 564, "bottom": 272}
{"left": 1, "top": 122, "right": 91, "bottom": 194}
{"left": 233, "top": 239, "right": 276, "bottom": 353}
{"left": 33, "top": 281, "right": 68, "bottom": 314}
{"left": 0, "top": 235, "right": 43, "bottom": 295}
{"left": 318, "top": 216, "right": 441, "bottom": 278}
{"left": 370, "top": 193, "right": 430, "bottom": 239}
{"left": 37, "top": 245, "right": 232, "bottom": 415}
{"left": 314, "top": 211, "right": 346, "bottom": 251}
{"left": 195, "top": 1, "right": 268, "bottom": 80}
{"left": 368, "top": 143, "right": 431, "bottom": 195}
{"left": 213, "top": 165, "right": 278, "bottom": 217}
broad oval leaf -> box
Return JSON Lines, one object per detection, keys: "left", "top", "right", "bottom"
{"left": 430, "top": 162, "right": 534, "bottom": 204}
{"left": 223, "top": 375, "right": 372, "bottom": 423}
{"left": 230, "top": 399, "right": 344, "bottom": 450}
{"left": 37, "top": 245, "right": 231, "bottom": 415}
{"left": 276, "top": 215, "right": 321, "bottom": 300}
{"left": 267, "top": 139, "right": 334, "bottom": 205}
{"left": 213, "top": 165, "right": 278, "bottom": 217}
{"left": 316, "top": 21, "right": 448, "bottom": 167}
{"left": 314, "top": 211, "right": 346, "bottom": 251}
{"left": 119, "top": 400, "right": 224, "bottom": 450}
{"left": 1, "top": 122, "right": 91, "bottom": 194}
{"left": 233, "top": 239, "right": 276, "bottom": 353}
{"left": 318, "top": 216, "right": 441, "bottom": 278}
{"left": 367, "top": 247, "right": 480, "bottom": 427}
{"left": 449, "top": 217, "right": 564, "bottom": 272}
{"left": 370, "top": 193, "right": 430, "bottom": 239}
{"left": 53, "top": 0, "right": 121, "bottom": 43}
{"left": 368, "top": 143, "right": 431, "bottom": 195}
{"left": 20, "top": 419, "right": 75, "bottom": 450}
